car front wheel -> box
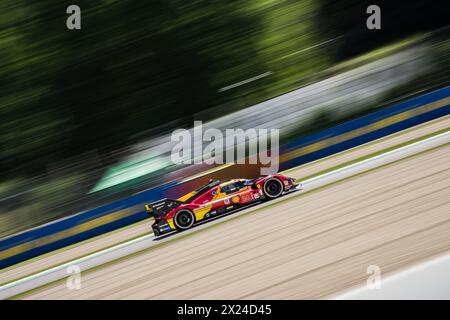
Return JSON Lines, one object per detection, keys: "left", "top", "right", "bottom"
{"left": 263, "top": 178, "right": 284, "bottom": 199}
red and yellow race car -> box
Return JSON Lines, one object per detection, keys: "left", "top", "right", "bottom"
{"left": 145, "top": 174, "right": 300, "bottom": 236}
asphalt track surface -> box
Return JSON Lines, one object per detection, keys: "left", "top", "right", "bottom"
{"left": 333, "top": 252, "right": 450, "bottom": 299}
{"left": 2, "top": 116, "right": 449, "bottom": 288}
{"left": 1, "top": 129, "right": 448, "bottom": 299}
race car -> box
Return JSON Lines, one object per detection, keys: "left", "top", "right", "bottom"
{"left": 145, "top": 174, "right": 301, "bottom": 236}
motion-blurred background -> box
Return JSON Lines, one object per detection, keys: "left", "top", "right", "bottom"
{"left": 1, "top": 0, "right": 449, "bottom": 237}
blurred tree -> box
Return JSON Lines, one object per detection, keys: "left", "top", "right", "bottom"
{"left": 1, "top": 0, "right": 447, "bottom": 180}
{"left": 0, "top": 1, "right": 71, "bottom": 177}
{"left": 0, "top": 0, "right": 267, "bottom": 177}
{"left": 316, "top": 0, "right": 450, "bottom": 60}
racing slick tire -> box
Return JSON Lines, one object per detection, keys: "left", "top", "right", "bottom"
{"left": 174, "top": 209, "right": 195, "bottom": 230}
{"left": 263, "top": 178, "right": 284, "bottom": 199}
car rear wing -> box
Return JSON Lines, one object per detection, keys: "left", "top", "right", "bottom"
{"left": 145, "top": 198, "right": 184, "bottom": 217}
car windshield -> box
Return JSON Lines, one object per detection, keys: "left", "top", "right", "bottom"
{"left": 221, "top": 180, "right": 250, "bottom": 194}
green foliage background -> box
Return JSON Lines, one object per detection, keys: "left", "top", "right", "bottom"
{"left": 1, "top": 0, "right": 448, "bottom": 178}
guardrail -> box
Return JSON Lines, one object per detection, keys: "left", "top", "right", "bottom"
{"left": 0, "top": 86, "right": 449, "bottom": 269}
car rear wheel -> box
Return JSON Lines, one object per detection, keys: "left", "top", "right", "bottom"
{"left": 174, "top": 209, "right": 195, "bottom": 230}
{"left": 263, "top": 178, "right": 284, "bottom": 199}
